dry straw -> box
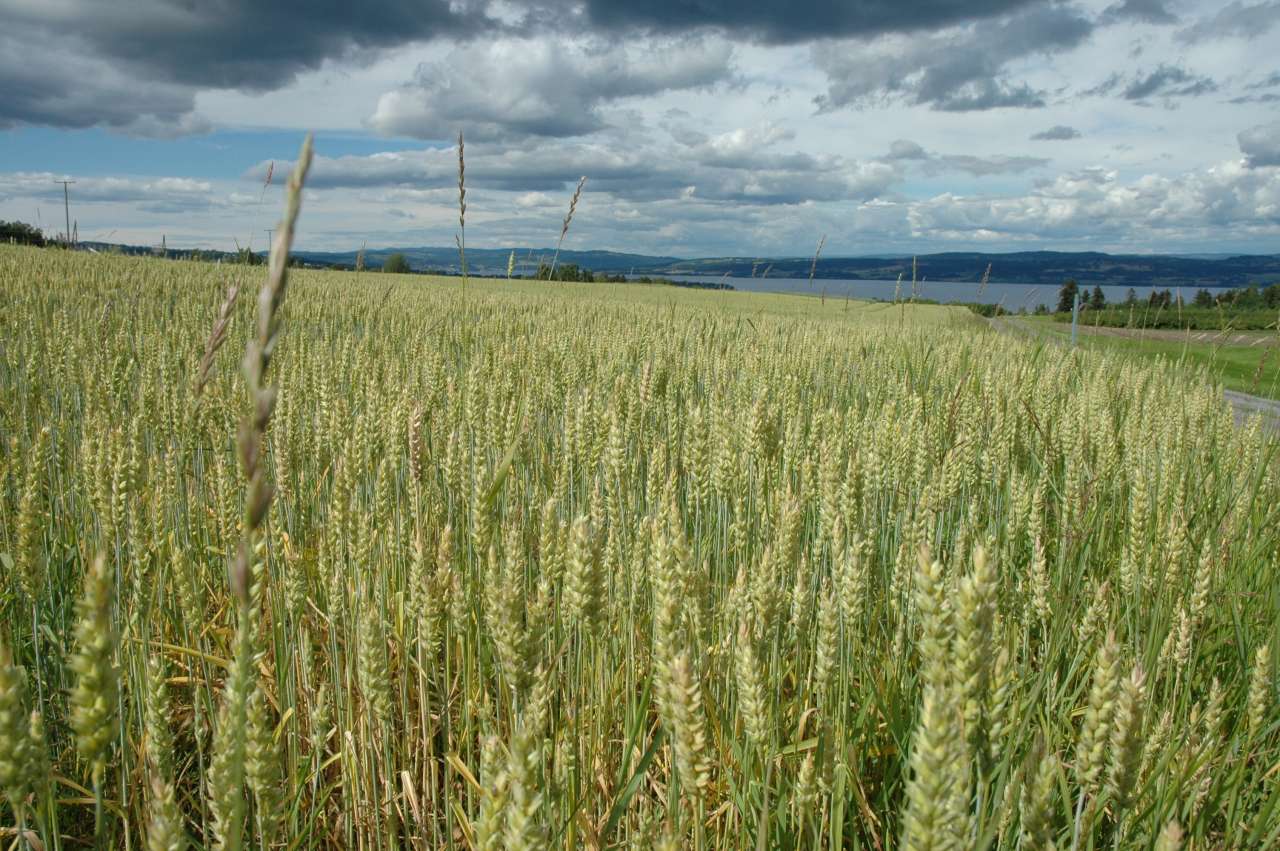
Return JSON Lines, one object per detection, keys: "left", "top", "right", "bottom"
{"left": 456, "top": 130, "right": 468, "bottom": 288}
{"left": 548, "top": 175, "right": 586, "bottom": 280}
{"left": 807, "top": 234, "right": 826, "bottom": 287}
{"left": 195, "top": 282, "right": 241, "bottom": 397}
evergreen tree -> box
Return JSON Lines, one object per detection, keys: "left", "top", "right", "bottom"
{"left": 1056, "top": 279, "right": 1079, "bottom": 314}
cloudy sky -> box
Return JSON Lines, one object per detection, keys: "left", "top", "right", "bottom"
{"left": 0, "top": 0, "right": 1277, "bottom": 257}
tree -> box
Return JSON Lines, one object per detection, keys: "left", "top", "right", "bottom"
{"left": 1236, "top": 284, "right": 1262, "bottom": 308}
{"left": 535, "top": 262, "right": 598, "bottom": 282}
{"left": 1057, "top": 279, "right": 1079, "bottom": 314}
{"left": 1124, "top": 288, "right": 1137, "bottom": 307}
{"left": 1194, "top": 289, "right": 1214, "bottom": 308}
{"left": 1089, "top": 285, "right": 1106, "bottom": 310}
{"left": 232, "top": 247, "right": 262, "bottom": 266}
{"left": 382, "top": 253, "right": 410, "bottom": 274}
{"left": 0, "top": 220, "right": 46, "bottom": 247}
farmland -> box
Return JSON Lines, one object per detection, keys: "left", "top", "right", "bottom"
{"left": 0, "top": 230, "right": 1277, "bottom": 851}
{"left": 1011, "top": 315, "right": 1280, "bottom": 401}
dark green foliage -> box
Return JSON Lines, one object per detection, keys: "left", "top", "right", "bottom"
{"left": 382, "top": 253, "right": 410, "bottom": 274}
{"left": 1056, "top": 279, "right": 1079, "bottom": 314}
{"left": 1058, "top": 281, "right": 1280, "bottom": 329}
{"left": 1062, "top": 307, "right": 1276, "bottom": 330}
{"left": 1, "top": 220, "right": 46, "bottom": 247}
{"left": 533, "top": 261, "right": 731, "bottom": 289}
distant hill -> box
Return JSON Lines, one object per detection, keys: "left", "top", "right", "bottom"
{"left": 295, "top": 247, "right": 1280, "bottom": 288}
{"left": 61, "top": 242, "right": 1280, "bottom": 288}
{"left": 293, "top": 246, "right": 683, "bottom": 277}
{"left": 648, "top": 251, "right": 1280, "bottom": 288}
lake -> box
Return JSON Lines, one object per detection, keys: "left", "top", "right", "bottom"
{"left": 659, "top": 275, "right": 1193, "bottom": 313}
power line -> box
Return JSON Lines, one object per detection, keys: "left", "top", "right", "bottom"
{"left": 53, "top": 180, "right": 75, "bottom": 245}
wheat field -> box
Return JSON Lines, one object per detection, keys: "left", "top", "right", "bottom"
{"left": 0, "top": 192, "right": 1277, "bottom": 848}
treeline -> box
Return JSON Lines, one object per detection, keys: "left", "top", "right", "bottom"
{"left": 534, "top": 262, "right": 733, "bottom": 290}
{"left": 2, "top": 220, "right": 47, "bottom": 247}
{"left": 1051, "top": 279, "right": 1280, "bottom": 330}
{"left": 963, "top": 303, "right": 1010, "bottom": 318}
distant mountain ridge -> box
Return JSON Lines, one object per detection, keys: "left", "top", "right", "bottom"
{"left": 69, "top": 241, "right": 1280, "bottom": 288}
{"left": 650, "top": 251, "right": 1280, "bottom": 288}
{"left": 294, "top": 247, "right": 1280, "bottom": 288}
{"left": 294, "top": 246, "right": 683, "bottom": 277}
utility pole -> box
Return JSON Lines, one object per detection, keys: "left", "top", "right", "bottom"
{"left": 53, "top": 179, "right": 74, "bottom": 245}
{"left": 1071, "top": 290, "right": 1081, "bottom": 347}
{"left": 264, "top": 229, "right": 274, "bottom": 260}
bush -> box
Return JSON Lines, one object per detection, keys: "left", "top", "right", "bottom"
{"left": 1, "top": 220, "right": 46, "bottom": 247}
{"left": 382, "top": 253, "right": 410, "bottom": 274}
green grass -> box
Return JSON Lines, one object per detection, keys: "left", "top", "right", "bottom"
{"left": 1055, "top": 305, "right": 1280, "bottom": 331}
{"left": 1024, "top": 315, "right": 1280, "bottom": 399}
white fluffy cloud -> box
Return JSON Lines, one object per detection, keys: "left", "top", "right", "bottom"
{"left": 1240, "top": 122, "right": 1280, "bottom": 168}
{"left": 0, "top": 172, "right": 217, "bottom": 211}
{"left": 905, "top": 160, "right": 1280, "bottom": 242}
{"left": 369, "top": 36, "right": 735, "bottom": 140}
{"left": 250, "top": 129, "right": 901, "bottom": 205}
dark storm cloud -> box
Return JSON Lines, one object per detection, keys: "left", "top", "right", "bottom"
{"left": 1101, "top": 0, "right": 1178, "bottom": 25}
{"left": 1239, "top": 122, "right": 1280, "bottom": 167}
{"left": 0, "top": 0, "right": 1058, "bottom": 133}
{"left": 0, "top": 0, "right": 495, "bottom": 92}
{"left": 813, "top": 5, "right": 1093, "bottom": 112}
{"left": 1176, "top": 1, "right": 1280, "bottom": 43}
{"left": 1122, "top": 65, "right": 1218, "bottom": 100}
{"left": 0, "top": 0, "right": 497, "bottom": 132}
{"left": 0, "top": 0, "right": 1059, "bottom": 94}
{"left": 1031, "top": 125, "right": 1082, "bottom": 140}
{"left": 556, "top": 0, "right": 1042, "bottom": 43}
{"left": 0, "top": 27, "right": 206, "bottom": 134}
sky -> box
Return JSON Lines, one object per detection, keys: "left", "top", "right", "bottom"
{"left": 0, "top": 0, "right": 1278, "bottom": 258}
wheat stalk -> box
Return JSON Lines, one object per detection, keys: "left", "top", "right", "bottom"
{"left": 548, "top": 176, "right": 585, "bottom": 280}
